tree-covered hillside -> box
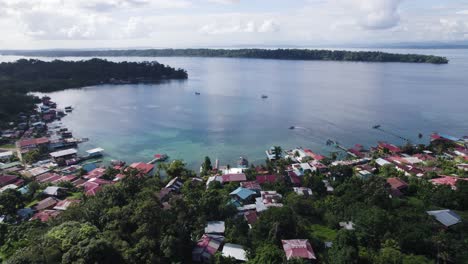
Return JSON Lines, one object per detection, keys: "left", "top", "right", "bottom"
{"left": 1, "top": 49, "right": 449, "bottom": 64}
{"left": 0, "top": 59, "right": 187, "bottom": 124}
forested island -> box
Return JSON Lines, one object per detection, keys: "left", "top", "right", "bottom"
{"left": 0, "top": 58, "right": 187, "bottom": 124}
{"left": 1, "top": 49, "right": 449, "bottom": 64}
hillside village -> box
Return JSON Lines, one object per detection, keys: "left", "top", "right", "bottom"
{"left": 1, "top": 97, "right": 468, "bottom": 263}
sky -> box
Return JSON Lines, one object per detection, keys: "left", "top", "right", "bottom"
{"left": 0, "top": 0, "right": 467, "bottom": 49}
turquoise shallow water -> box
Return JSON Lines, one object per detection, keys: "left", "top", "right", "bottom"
{"left": 2, "top": 49, "right": 467, "bottom": 169}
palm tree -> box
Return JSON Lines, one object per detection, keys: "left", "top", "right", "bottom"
{"left": 273, "top": 146, "right": 282, "bottom": 160}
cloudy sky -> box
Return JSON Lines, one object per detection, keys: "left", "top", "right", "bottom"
{"left": 0, "top": 0, "right": 467, "bottom": 49}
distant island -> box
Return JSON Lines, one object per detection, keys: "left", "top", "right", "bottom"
{"left": 0, "top": 58, "right": 187, "bottom": 124}
{"left": 0, "top": 48, "right": 449, "bottom": 64}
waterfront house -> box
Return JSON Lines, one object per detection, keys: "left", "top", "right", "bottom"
{"left": 222, "top": 243, "right": 248, "bottom": 262}
{"left": 304, "top": 149, "right": 326, "bottom": 161}
{"left": 192, "top": 234, "right": 224, "bottom": 263}
{"left": 16, "top": 137, "right": 50, "bottom": 152}
{"left": 85, "top": 148, "right": 104, "bottom": 158}
{"left": 281, "top": 239, "right": 316, "bottom": 261}
{"left": 378, "top": 142, "right": 402, "bottom": 154}
{"left": 129, "top": 162, "right": 154, "bottom": 175}
{"left": 50, "top": 148, "right": 78, "bottom": 162}
{"left": 387, "top": 178, "right": 408, "bottom": 197}
{"left": 427, "top": 209, "right": 461, "bottom": 227}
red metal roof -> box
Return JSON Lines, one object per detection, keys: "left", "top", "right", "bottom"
{"left": 256, "top": 175, "right": 277, "bottom": 184}
{"left": 129, "top": 162, "right": 154, "bottom": 174}
{"left": 240, "top": 181, "right": 261, "bottom": 190}
{"left": 0, "top": 175, "right": 19, "bottom": 187}
{"left": 378, "top": 142, "right": 402, "bottom": 153}
{"left": 288, "top": 171, "right": 301, "bottom": 185}
{"left": 387, "top": 177, "right": 408, "bottom": 190}
{"left": 17, "top": 137, "right": 49, "bottom": 148}
{"left": 303, "top": 149, "right": 326, "bottom": 161}
{"left": 221, "top": 173, "right": 246, "bottom": 183}
{"left": 244, "top": 210, "right": 258, "bottom": 225}
{"left": 85, "top": 168, "right": 106, "bottom": 179}
{"left": 430, "top": 176, "right": 468, "bottom": 189}
{"left": 30, "top": 210, "right": 61, "bottom": 222}
{"left": 282, "top": 239, "right": 316, "bottom": 260}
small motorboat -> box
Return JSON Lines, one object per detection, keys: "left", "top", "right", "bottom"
{"left": 65, "top": 106, "right": 73, "bottom": 112}
{"left": 373, "top": 125, "right": 381, "bottom": 129}
{"left": 261, "top": 95, "right": 268, "bottom": 99}
{"left": 195, "top": 92, "right": 201, "bottom": 95}
{"left": 289, "top": 126, "right": 295, "bottom": 130}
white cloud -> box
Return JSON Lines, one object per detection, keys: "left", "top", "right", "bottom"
{"left": 456, "top": 10, "right": 468, "bottom": 15}
{"left": 205, "top": 0, "right": 239, "bottom": 4}
{"left": 258, "top": 19, "right": 280, "bottom": 33}
{"left": 344, "top": 0, "right": 403, "bottom": 30}
{"left": 200, "top": 19, "right": 279, "bottom": 35}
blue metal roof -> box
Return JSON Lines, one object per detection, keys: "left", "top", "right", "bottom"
{"left": 230, "top": 187, "right": 256, "bottom": 200}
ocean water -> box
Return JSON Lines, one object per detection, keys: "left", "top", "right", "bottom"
{"left": 2, "top": 49, "right": 467, "bottom": 169}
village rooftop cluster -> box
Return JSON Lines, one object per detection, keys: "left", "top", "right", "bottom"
{"left": 1, "top": 96, "right": 468, "bottom": 262}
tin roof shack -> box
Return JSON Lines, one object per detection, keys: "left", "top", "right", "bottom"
{"left": 387, "top": 177, "right": 408, "bottom": 197}
{"left": 128, "top": 162, "right": 154, "bottom": 175}
{"left": 205, "top": 221, "right": 225, "bottom": 235}
{"left": 427, "top": 210, "right": 462, "bottom": 228}
{"left": 50, "top": 149, "right": 77, "bottom": 165}
{"left": 42, "top": 186, "right": 68, "bottom": 197}
{"left": 430, "top": 176, "right": 468, "bottom": 190}
{"left": 0, "top": 174, "right": 21, "bottom": 187}
{"left": 192, "top": 234, "right": 224, "bottom": 263}
{"left": 30, "top": 210, "right": 61, "bottom": 222}
{"left": 16, "top": 137, "right": 50, "bottom": 150}
{"left": 53, "top": 199, "right": 80, "bottom": 211}
{"left": 0, "top": 151, "right": 13, "bottom": 162}
{"left": 34, "top": 197, "right": 60, "bottom": 211}
{"left": 378, "top": 142, "right": 402, "bottom": 154}
{"left": 222, "top": 243, "right": 248, "bottom": 262}
{"left": 282, "top": 239, "right": 316, "bottom": 261}
{"left": 230, "top": 187, "right": 257, "bottom": 204}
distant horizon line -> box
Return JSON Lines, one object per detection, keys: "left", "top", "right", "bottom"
{"left": 1, "top": 41, "right": 468, "bottom": 52}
